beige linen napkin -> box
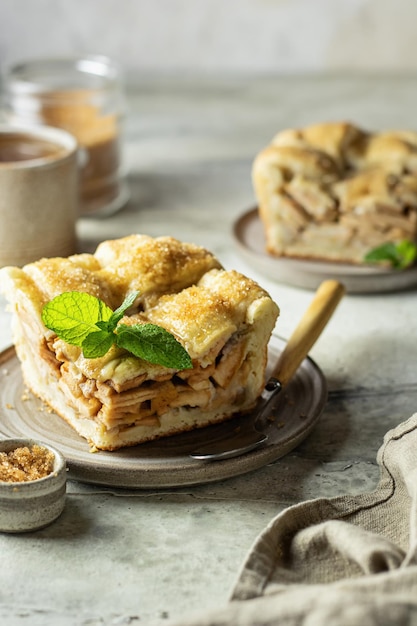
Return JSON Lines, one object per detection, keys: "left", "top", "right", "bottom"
{"left": 173, "top": 414, "right": 417, "bottom": 625}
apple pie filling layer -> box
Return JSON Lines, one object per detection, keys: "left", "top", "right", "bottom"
{"left": 47, "top": 329, "right": 254, "bottom": 433}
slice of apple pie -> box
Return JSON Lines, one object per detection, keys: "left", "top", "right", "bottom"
{"left": 0, "top": 234, "right": 279, "bottom": 451}
{"left": 253, "top": 121, "right": 417, "bottom": 264}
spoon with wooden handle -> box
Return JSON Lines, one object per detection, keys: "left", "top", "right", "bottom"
{"left": 190, "top": 279, "right": 345, "bottom": 461}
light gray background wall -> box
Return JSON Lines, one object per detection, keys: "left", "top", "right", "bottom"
{"left": 0, "top": 0, "right": 416, "bottom": 76}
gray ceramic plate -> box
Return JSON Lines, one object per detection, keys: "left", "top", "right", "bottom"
{"left": 0, "top": 336, "right": 326, "bottom": 489}
{"left": 234, "top": 208, "right": 417, "bottom": 293}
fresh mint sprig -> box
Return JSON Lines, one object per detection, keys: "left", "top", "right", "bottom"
{"left": 364, "top": 240, "right": 417, "bottom": 270}
{"left": 41, "top": 291, "right": 192, "bottom": 370}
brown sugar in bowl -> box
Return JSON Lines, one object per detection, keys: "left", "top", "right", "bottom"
{"left": 0, "top": 438, "right": 67, "bottom": 533}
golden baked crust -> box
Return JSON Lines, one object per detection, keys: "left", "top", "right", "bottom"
{"left": 253, "top": 121, "right": 417, "bottom": 264}
{"left": 0, "top": 234, "right": 279, "bottom": 451}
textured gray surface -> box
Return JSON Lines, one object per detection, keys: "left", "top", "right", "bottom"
{"left": 1, "top": 0, "right": 417, "bottom": 73}
{"left": 0, "top": 75, "right": 417, "bottom": 625}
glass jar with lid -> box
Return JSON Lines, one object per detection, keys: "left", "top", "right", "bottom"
{"left": 4, "top": 55, "right": 129, "bottom": 217}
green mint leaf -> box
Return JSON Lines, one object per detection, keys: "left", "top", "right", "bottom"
{"left": 110, "top": 291, "right": 140, "bottom": 326}
{"left": 364, "top": 243, "right": 400, "bottom": 266}
{"left": 95, "top": 320, "right": 113, "bottom": 332}
{"left": 364, "top": 240, "right": 417, "bottom": 270}
{"left": 116, "top": 323, "right": 193, "bottom": 370}
{"left": 396, "top": 240, "right": 417, "bottom": 268}
{"left": 82, "top": 330, "right": 116, "bottom": 358}
{"left": 41, "top": 291, "right": 113, "bottom": 346}
{"left": 42, "top": 290, "right": 193, "bottom": 369}
{"left": 94, "top": 291, "right": 140, "bottom": 334}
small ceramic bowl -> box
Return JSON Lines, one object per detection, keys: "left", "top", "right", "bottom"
{"left": 0, "top": 438, "right": 67, "bottom": 533}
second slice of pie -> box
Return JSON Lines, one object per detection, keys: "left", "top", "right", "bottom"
{"left": 253, "top": 121, "right": 417, "bottom": 264}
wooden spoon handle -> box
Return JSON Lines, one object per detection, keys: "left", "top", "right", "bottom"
{"left": 271, "top": 280, "right": 345, "bottom": 387}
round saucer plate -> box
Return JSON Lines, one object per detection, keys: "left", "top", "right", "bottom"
{"left": 0, "top": 336, "right": 327, "bottom": 489}
{"left": 233, "top": 208, "right": 417, "bottom": 294}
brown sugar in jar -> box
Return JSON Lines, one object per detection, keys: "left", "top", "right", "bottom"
{"left": 5, "top": 56, "right": 129, "bottom": 217}
{"left": 0, "top": 439, "right": 67, "bottom": 533}
{"left": 0, "top": 444, "right": 55, "bottom": 483}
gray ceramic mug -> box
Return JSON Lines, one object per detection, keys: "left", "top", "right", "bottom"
{"left": 0, "top": 124, "right": 78, "bottom": 268}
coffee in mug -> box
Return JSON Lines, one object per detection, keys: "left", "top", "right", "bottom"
{"left": 0, "top": 132, "right": 68, "bottom": 163}
{"left": 0, "top": 125, "right": 79, "bottom": 268}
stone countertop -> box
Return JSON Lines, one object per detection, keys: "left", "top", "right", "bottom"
{"left": 1, "top": 74, "right": 417, "bottom": 625}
